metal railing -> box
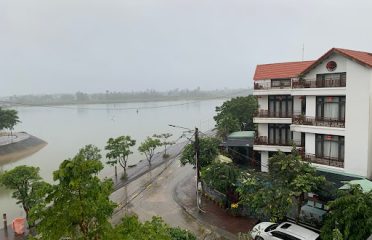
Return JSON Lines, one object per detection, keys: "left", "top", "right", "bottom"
{"left": 302, "top": 153, "right": 344, "bottom": 168}
{"left": 254, "top": 136, "right": 303, "bottom": 147}
{"left": 254, "top": 82, "right": 291, "bottom": 90}
{"left": 292, "top": 115, "right": 345, "bottom": 128}
{"left": 255, "top": 109, "right": 293, "bottom": 118}
{"left": 292, "top": 78, "right": 346, "bottom": 89}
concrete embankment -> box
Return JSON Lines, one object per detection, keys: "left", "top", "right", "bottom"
{"left": 0, "top": 134, "right": 47, "bottom": 165}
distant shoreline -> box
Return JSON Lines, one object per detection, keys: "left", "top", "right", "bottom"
{"left": 0, "top": 89, "right": 252, "bottom": 108}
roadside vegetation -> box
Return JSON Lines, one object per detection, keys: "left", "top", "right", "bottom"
{"left": 214, "top": 95, "right": 258, "bottom": 139}
{"left": 0, "top": 107, "right": 20, "bottom": 135}
{"left": 0, "top": 143, "right": 196, "bottom": 239}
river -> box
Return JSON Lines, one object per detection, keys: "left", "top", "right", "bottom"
{"left": 0, "top": 99, "right": 225, "bottom": 225}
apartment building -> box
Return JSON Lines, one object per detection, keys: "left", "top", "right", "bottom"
{"left": 253, "top": 48, "right": 372, "bottom": 179}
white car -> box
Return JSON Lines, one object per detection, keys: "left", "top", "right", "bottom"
{"left": 251, "top": 222, "right": 320, "bottom": 240}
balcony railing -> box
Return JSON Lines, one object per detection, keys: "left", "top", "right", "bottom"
{"left": 254, "top": 136, "right": 303, "bottom": 147}
{"left": 255, "top": 110, "right": 293, "bottom": 118}
{"left": 292, "top": 115, "right": 345, "bottom": 128}
{"left": 254, "top": 82, "right": 291, "bottom": 90}
{"left": 292, "top": 78, "right": 346, "bottom": 89}
{"left": 302, "top": 153, "right": 344, "bottom": 168}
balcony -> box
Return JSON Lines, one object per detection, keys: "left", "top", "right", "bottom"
{"left": 255, "top": 110, "right": 292, "bottom": 118}
{"left": 292, "top": 78, "right": 346, "bottom": 89}
{"left": 254, "top": 136, "right": 303, "bottom": 147}
{"left": 254, "top": 81, "right": 291, "bottom": 90}
{"left": 292, "top": 115, "right": 345, "bottom": 128}
{"left": 302, "top": 153, "right": 344, "bottom": 168}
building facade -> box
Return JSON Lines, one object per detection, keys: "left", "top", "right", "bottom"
{"left": 253, "top": 48, "right": 372, "bottom": 179}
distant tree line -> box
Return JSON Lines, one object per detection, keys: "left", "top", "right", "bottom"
{"left": 2, "top": 88, "right": 252, "bottom": 106}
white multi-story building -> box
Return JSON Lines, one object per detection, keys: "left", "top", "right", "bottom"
{"left": 253, "top": 48, "right": 372, "bottom": 179}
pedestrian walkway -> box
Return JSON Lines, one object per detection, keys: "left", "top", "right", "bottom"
{"left": 174, "top": 175, "right": 258, "bottom": 239}
{"left": 0, "top": 132, "right": 29, "bottom": 146}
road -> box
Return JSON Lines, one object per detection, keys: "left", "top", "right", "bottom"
{"left": 110, "top": 157, "right": 225, "bottom": 239}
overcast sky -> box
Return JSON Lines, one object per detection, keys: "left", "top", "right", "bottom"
{"left": 1, "top": 0, "right": 372, "bottom": 96}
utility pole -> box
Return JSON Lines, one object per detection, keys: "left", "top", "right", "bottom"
{"left": 194, "top": 127, "right": 204, "bottom": 212}
{"left": 194, "top": 127, "right": 200, "bottom": 180}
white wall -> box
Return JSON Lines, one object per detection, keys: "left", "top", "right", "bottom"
{"left": 305, "top": 53, "right": 347, "bottom": 79}
{"left": 306, "top": 96, "right": 316, "bottom": 117}
{"left": 257, "top": 123, "right": 268, "bottom": 137}
{"left": 303, "top": 53, "right": 372, "bottom": 177}
{"left": 261, "top": 151, "right": 269, "bottom": 172}
{"left": 257, "top": 96, "right": 268, "bottom": 110}
{"left": 305, "top": 133, "right": 316, "bottom": 155}
{"left": 344, "top": 59, "right": 372, "bottom": 177}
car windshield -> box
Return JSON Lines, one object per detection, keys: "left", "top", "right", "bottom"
{"left": 265, "top": 223, "right": 279, "bottom": 232}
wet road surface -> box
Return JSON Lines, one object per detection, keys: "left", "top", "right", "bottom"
{"left": 110, "top": 158, "right": 225, "bottom": 239}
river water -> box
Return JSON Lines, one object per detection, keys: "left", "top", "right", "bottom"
{"left": 0, "top": 99, "right": 225, "bottom": 224}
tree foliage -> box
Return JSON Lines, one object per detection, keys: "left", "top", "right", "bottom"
{"left": 214, "top": 96, "right": 258, "bottom": 137}
{"left": 108, "top": 215, "right": 196, "bottom": 240}
{"left": 30, "top": 145, "right": 116, "bottom": 240}
{"left": 320, "top": 185, "right": 372, "bottom": 240}
{"left": 0, "top": 165, "right": 50, "bottom": 224}
{"left": 0, "top": 107, "right": 20, "bottom": 134}
{"left": 138, "top": 137, "right": 162, "bottom": 166}
{"left": 238, "top": 150, "right": 325, "bottom": 222}
{"left": 180, "top": 137, "right": 219, "bottom": 168}
{"left": 105, "top": 135, "right": 136, "bottom": 174}
{"left": 153, "top": 133, "right": 175, "bottom": 157}
{"left": 201, "top": 162, "right": 241, "bottom": 193}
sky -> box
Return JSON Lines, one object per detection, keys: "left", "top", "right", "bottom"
{"left": 1, "top": 0, "right": 372, "bottom": 96}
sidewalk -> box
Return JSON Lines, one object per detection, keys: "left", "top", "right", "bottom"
{"left": 174, "top": 175, "right": 258, "bottom": 239}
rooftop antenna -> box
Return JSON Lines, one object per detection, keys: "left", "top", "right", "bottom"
{"left": 302, "top": 43, "right": 305, "bottom": 61}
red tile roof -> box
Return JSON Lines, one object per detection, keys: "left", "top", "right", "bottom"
{"left": 253, "top": 60, "right": 315, "bottom": 80}
{"left": 254, "top": 48, "right": 372, "bottom": 80}
{"left": 301, "top": 48, "right": 372, "bottom": 74}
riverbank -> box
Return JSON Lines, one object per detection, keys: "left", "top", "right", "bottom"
{"left": 0, "top": 89, "right": 250, "bottom": 108}
{"left": 0, "top": 133, "right": 47, "bottom": 165}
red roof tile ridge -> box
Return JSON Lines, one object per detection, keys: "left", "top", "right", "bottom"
{"left": 256, "top": 60, "right": 315, "bottom": 66}
{"left": 335, "top": 47, "right": 372, "bottom": 55}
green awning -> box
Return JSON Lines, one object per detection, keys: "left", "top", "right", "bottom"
{"left": 339, "top": 179, "right": 372, "bottom": 193}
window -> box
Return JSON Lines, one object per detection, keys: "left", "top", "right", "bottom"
{"left": 316, "top": 134, "right": 344, "bottom": 160}
{"left": 316, "top": 72, "right": 346, "bottom": 87}
{"left": 271, "top": 79, "right": 291, "bottom": 88}
{"left": 268, "top": 124, "right": 291, "bottom": 145}
{"left": 271, "top": 231, "right": 300, "bottom": 240}
{"left": 268, "top": 95, "right": 293, "bottom": 117}
{"left": 316, "top": 96, "right": 345, "bottom": 120}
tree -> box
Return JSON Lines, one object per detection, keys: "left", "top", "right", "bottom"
{"left": 153, "top": 133, "right": 175, "bottom": 158}
{"left": 214, "top": 96, "right": 258, "bottom": 136}
{"left": 238, "top": 174, "right": 293, "bottom": 222}
{"left": 180, "top": 136, "right": 219, "bottom": 168}
{"left": 138, "top": 137, "right": 162, "bottom": 166}
{"left": 215, "top": 114, "right": 240, "bottom": 139}
{"left": 105, "top": 135, "right": 136, "bottom": 176}
{"left": 269, "top": 151, "right": 325, "bottom": 222}
{"left": 0, "top": 107, "right": 20, "bottom": 135}
{"left": 0, "top": 165, "right": 50, "bottom": 226}
{"left": 79, "top": 144, "right": 102, "bottom": 161}
{"left": 238, "top": 150, "right": 325, "bottom": 222}
{"left": 201, "top": 162, "right": 241, "bottom": 194}
{"left": 108, "top": 214, "right": 196, "bottom": 240}
{"left": 30, "top": 146, "right": 116, "bottom": 240}
{"left": 320, "top": 185, "right": 372, "bottom": 240}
